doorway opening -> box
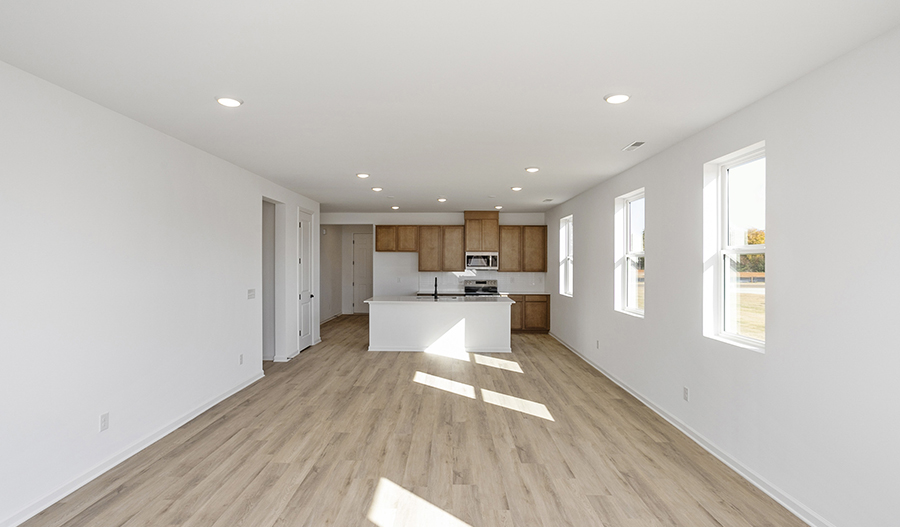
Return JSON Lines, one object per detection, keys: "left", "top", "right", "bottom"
{"left": 262, "top": 200, "right": 276, "bottom": 361}
{"left": 353, "top": 233, "right": 373, "bottom": 313}
{"left": 319, "top": 225, "right": 373, "bottom": 321}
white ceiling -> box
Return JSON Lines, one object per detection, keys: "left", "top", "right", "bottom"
{"left": 2, "top": 1, "right": 899, "bottom": 212}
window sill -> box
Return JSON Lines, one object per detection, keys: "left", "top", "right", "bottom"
{"left": 616, "top": 308, "right": 644, "bottom": 319}
{"left": 704, "top": 333, "right": 765, "bottom": 353}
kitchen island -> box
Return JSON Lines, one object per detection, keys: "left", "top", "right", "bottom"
{"left": 364, "top": 295, "right": 515, "bottom": 353}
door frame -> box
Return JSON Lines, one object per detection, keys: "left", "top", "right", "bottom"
{"left": 296, "top": 210, "right": 314, "bottom": 353}
{"left": 264, "top": 199, "right": 319, "bottom": 363}
{"left": 262, "top": 199, "right": 277, "bottom": 361}
{"left": 352, "top": 232, "right": 373, "bottom": 313}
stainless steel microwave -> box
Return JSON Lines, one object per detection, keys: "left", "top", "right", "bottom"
{"left": 465, "top": 252, "right": 499, "bottom": 270}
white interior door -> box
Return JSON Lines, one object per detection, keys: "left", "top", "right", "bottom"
{"left": 353, "top": 233, "right": 373, "bottom": 313}
{"left": 298, "top": 211, "right": 313, "bottom": 351}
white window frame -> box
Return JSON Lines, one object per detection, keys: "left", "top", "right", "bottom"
{"left": 702, "top": 141, "right": 765, "bottom": 351}
{"left": 559, "top": 215, "right": 573, "bottom": 297}
{"left": 614, "top": 188, "right": 645, "bottom": 317}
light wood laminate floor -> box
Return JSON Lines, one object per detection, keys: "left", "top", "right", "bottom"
{"left": 24, "top": 315, "right": 806, "bottom": 527}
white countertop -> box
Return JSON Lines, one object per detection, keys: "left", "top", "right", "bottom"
{"left": 366, "top": 295, "right": 515, "bottom": 304}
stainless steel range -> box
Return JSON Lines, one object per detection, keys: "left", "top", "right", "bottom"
{"left": 464, "top": 279, "right": 499, "bottom": 296}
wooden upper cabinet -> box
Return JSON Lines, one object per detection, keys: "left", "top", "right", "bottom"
{"left": 523, "top": 225, "right": 547, "bottom": 272}
{"left": 498, "top": 225, "right": 523, "bottom": 272}
{"left": 465, "top": 219, "right": 482, "bottom": 251}
{"left": 481, "top": 219, "right": 499, "bottom": 251}
{"left": 376, "top": 225, "right": 418, "bottom": 252}
{"left": 418, "top": 226, "right": 442, "bottom": 271}
{"left": 375, "top": 225, "right": 397, "bottom": 252}
{"left": 442, "top": 225, "right": 466, "bottom": 271}
{"left": 464, "top": 211, "right": 499, "bottom": 252}
{"left": 396, "top": 225, "right": 418, "bottom": 252}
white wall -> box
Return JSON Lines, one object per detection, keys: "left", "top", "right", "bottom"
{"left": 321, "top": 212, "right": 547, "bottom": 298}
{"left": 545, "top": 27, "right": 900, "bottom": 527}
{"left": 0, "top": 60, "right": 320, "bottom": 527}
{"left": 319, "top": 225, "right": 343, "bottom": 321}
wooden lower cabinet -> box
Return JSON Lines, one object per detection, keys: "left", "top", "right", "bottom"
{"left": 509, "top": 295, "right": 525, "bottom": 330}
{"left": 510, "top": 294, "right": 549, "bottom": 333}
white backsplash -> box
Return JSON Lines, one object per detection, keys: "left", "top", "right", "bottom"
{"left": 418, "top": 270, "right": 547, "bottom": 294}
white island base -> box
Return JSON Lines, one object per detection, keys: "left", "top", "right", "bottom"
{"left": 364, "top": 296, "right": 514, "bottom": 353}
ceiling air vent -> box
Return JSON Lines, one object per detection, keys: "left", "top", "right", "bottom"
{"left": 622, "top": 141, "right": 645, "bottom": 152}
{"left": 542, "top": 198, "right": 554, "bottom": 203}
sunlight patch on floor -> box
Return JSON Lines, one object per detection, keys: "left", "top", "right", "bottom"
{"left": 424, "top": 319, "right": 470, "bottom": 361}
{"left": 480, "top": 388, "right": 554, "bottom": 421}
{"left": 472, "top": 354, "right": 523, "bottom": 373}
{"left": 368, "top": 477, "right": 472, "bottom": 527}
{"left": 413, "top": 371, "right": 476, "bottom": 399}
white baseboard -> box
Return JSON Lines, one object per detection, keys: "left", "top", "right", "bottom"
{"left": 1, "top": 371, "right": 265, "bottom": 527}
{"left": 367, "top": 346, "right": 512, "bottom": 353}
{"left": 547, "top": 332, "right": 834, "bottom": 527}
{"left": 274, "top": 349, "right": 301, "bottom": 362}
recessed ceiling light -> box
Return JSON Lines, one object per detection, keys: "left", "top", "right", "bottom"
{"left": 525, "top": 167, "right": 540, "bottom": 173}
{"left": 372, "top": 187, "right": 383, "bottom": 192}
{"left": 437, "top": 198, "right": 447, "bottom": 202}
{"left": 604, "top": 94, "right": 630, "bottom": 104}
{"left": 391, "top": 206, "right": 399, "bottom": 210}
{"left": 216, "top": 97, "right": 243, "bottom": 108}
{"left": 495, "top": 205, "right": 503, "bottom": 210}
{"left": 511, "top": 187, "right": 522, "bottom": 191}
{"left": 357, "top": 173, "right": 370, "bottom": 179}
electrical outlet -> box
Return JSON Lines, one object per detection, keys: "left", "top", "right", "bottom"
{"left": 683, "top": 387, "right": 690, "bottom": 402}
{"left": 239, "top": 354, "right": 243, "bottom": 365}
{"left": 100, "top": 413, "right": 109, "bottom": 432}
{"left": 247, "top": 289, "right": 256, "bottom": 299}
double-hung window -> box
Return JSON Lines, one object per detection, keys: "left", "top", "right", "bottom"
{"left": 704, "top": 143, "right": 766, "bottom": 348}
{"left": 615, "top": 189, "right": 645, "bottom": 316}
{"left": 559, "top": 215, "right": 574, "bottom": 296}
